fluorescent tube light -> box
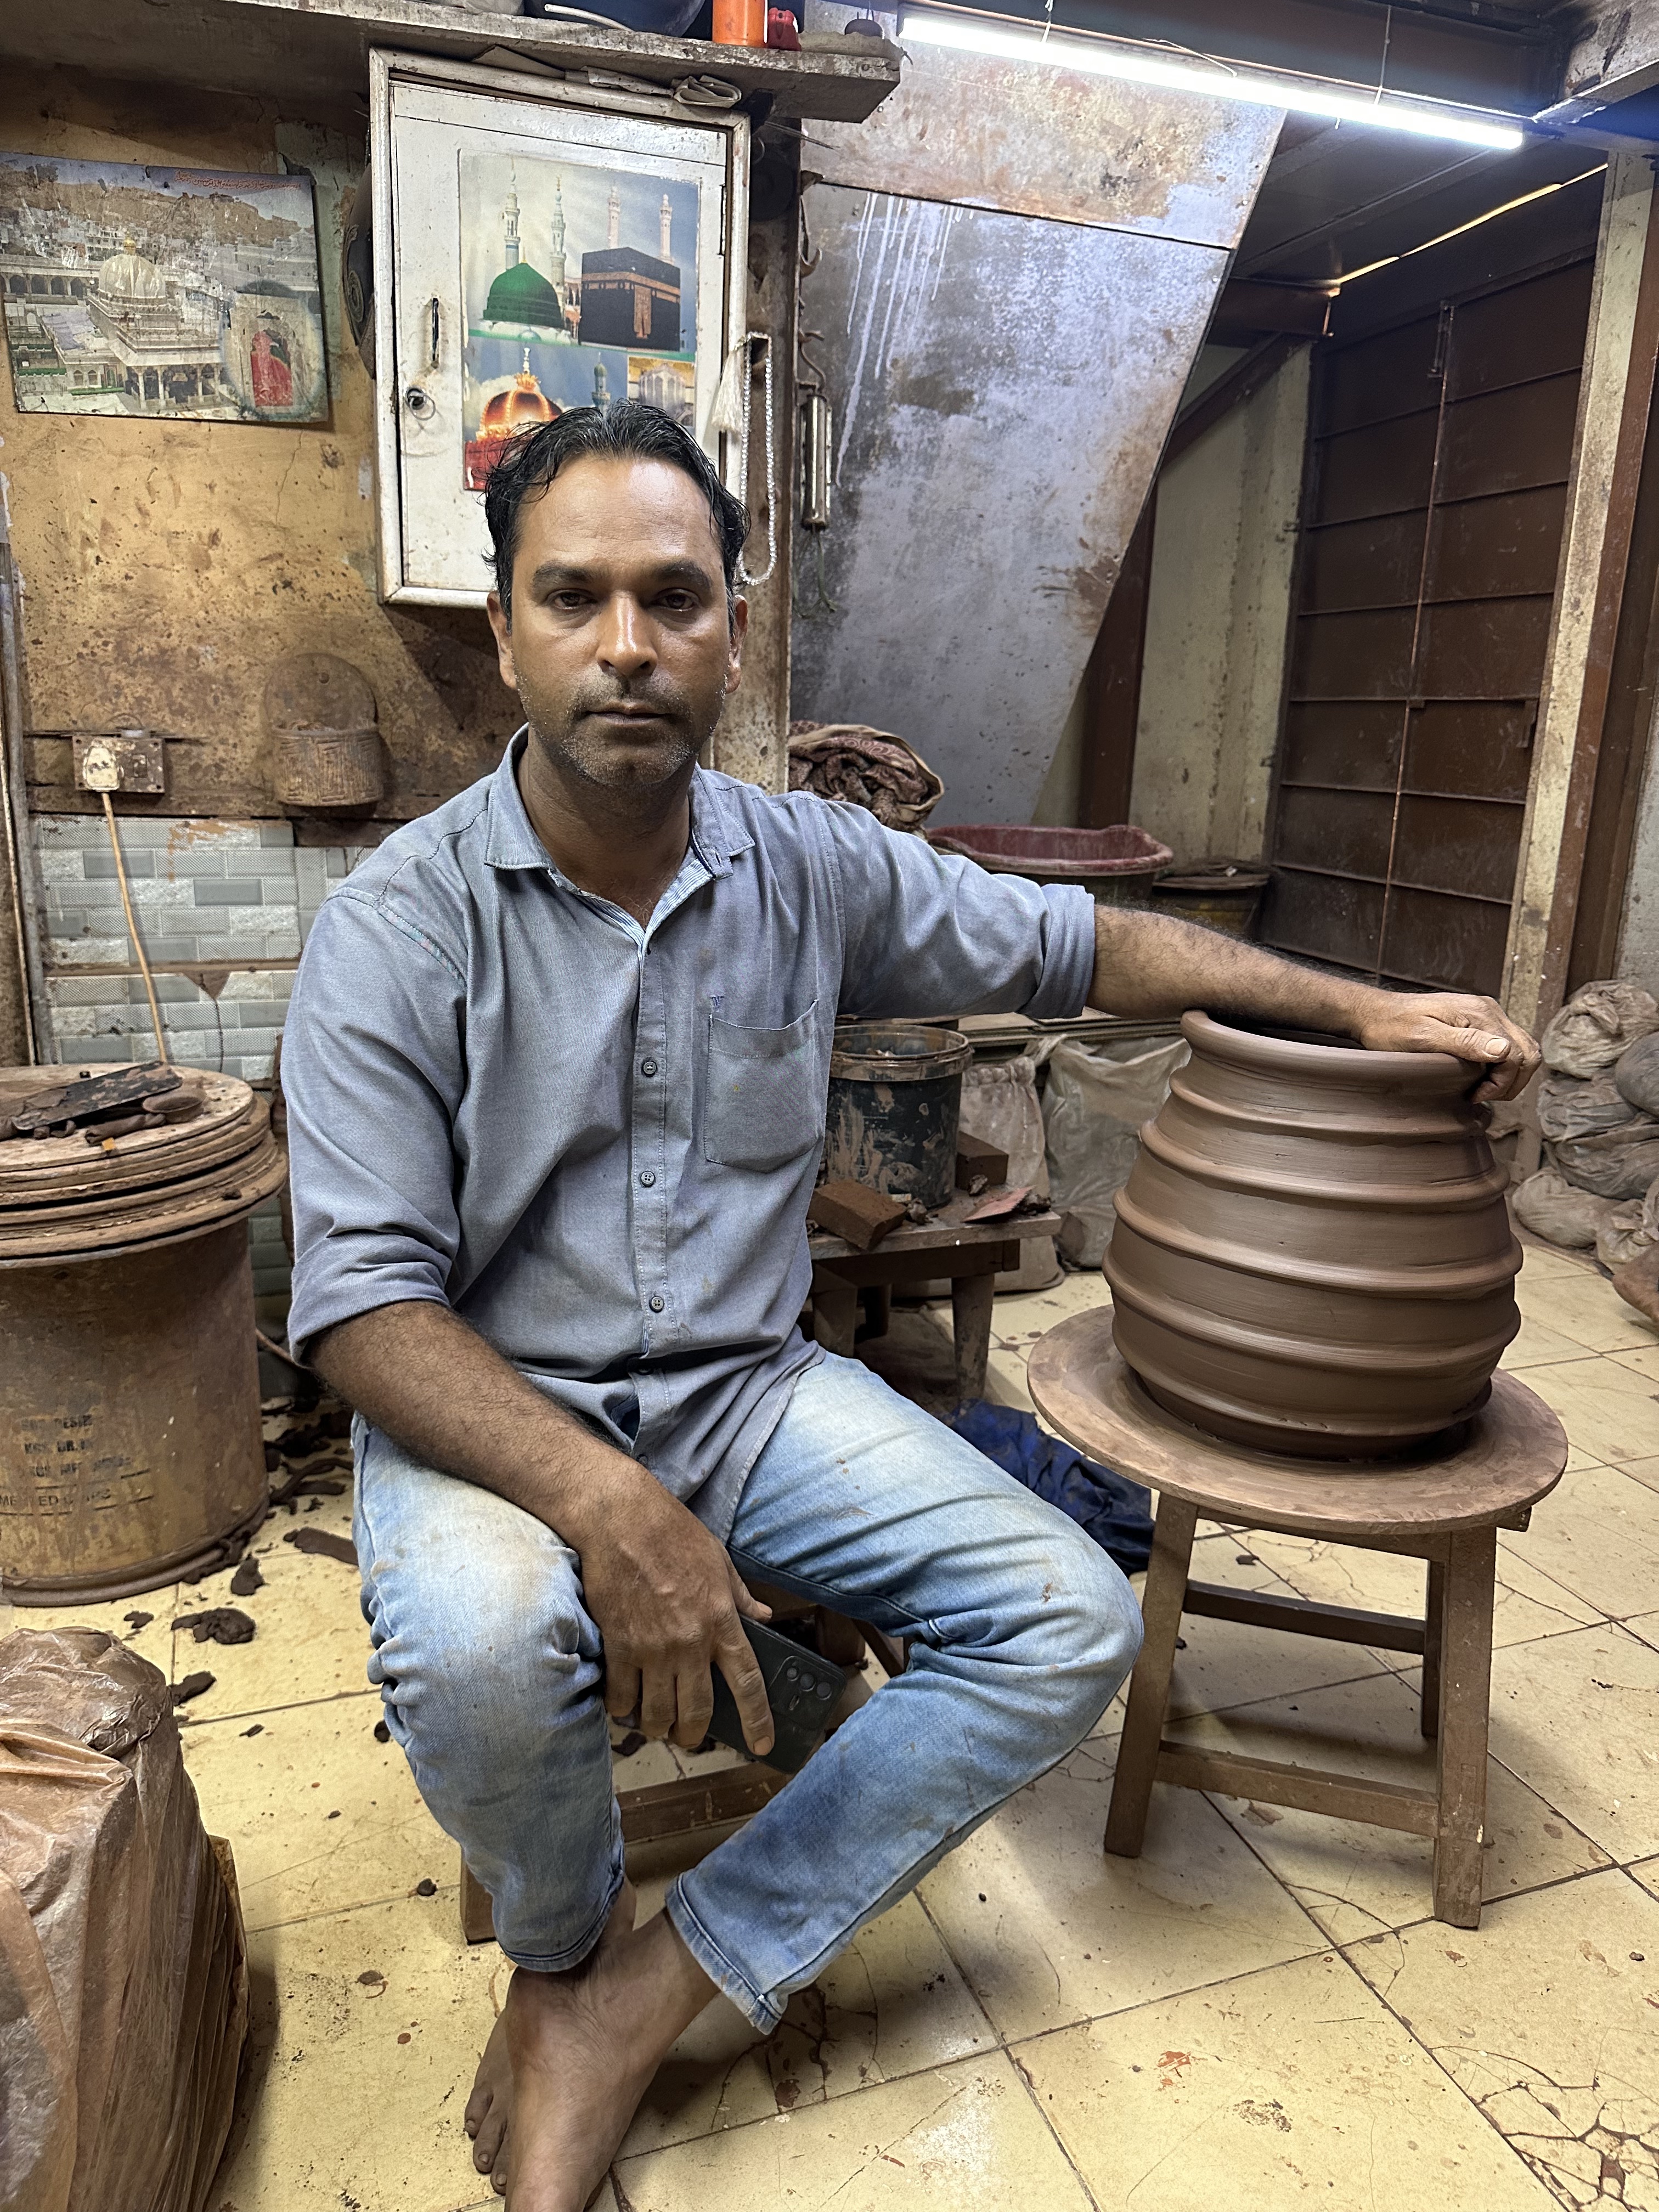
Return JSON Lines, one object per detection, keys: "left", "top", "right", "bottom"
{"left": 897, "top": 12, "right": 1527, "bottom": 151}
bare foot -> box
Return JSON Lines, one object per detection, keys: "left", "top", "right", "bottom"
{"left": 464, "top": 1881, "right": 637, "bottom": 2196}
{"left": 503, "top": 1910, "right": 716, "bottom": 2212}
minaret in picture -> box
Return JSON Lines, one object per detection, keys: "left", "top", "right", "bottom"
{"left": 593, "top": 358, "right": 610, "bottom": 411}
{"left": 503, "top": 168, "right": 521, "bottom": 269}
{"left": 659, "top": 194, "right": 673, "bottom": 261}
{"left": 607, "top": 185, "right": 621, "bottom": 250}
{"left": 549, "top": 177, "right": 567, "bottom": 291}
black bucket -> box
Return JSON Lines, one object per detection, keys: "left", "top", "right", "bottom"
{"left": 823, "top": 1022, "right": 974, "bottom": 1211}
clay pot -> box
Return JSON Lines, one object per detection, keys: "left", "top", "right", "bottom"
{"left": 1102, "top": 1013, "right": 1521, "bottom": 1458}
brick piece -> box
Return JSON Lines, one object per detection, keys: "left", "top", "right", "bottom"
{"left": 956, "top": 1130, "right": 1009, "bottom": 1189}
{"left": 806, "top": 1178, "right": 909, "bottom": 1251}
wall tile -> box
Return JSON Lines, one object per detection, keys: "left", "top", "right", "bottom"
{"left": 38, "top": 849, "right": 86, "bottom": 883}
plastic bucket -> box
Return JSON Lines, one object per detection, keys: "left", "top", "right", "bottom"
{"left": 823, "top": 1022, "right": 974, "bottom": 1211}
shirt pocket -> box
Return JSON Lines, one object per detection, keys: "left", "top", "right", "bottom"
{"left": 702, "top": 1000, "right": 826, "bottom": 1172}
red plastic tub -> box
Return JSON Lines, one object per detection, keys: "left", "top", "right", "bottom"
{"left": 925, "top": 824, "right": 1174, "bottom": 906}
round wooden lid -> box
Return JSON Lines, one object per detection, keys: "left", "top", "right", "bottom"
{"left": 1028, "top": 1306, "right": 1567, "bottom": 1536}
{"left": 0, "top": 1063, "right": 286, "bottom": 1259}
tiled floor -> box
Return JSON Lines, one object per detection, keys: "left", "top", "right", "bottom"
{"left": 28, "top": 1240, "right": 1659, "bottom": 2211}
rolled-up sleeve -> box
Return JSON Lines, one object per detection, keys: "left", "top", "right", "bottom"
{"left": 281, "top": 890, "right": 466, "bottom": 1357}
{"left": 817, "top": 802, "right": 1097, "bottom": 1020}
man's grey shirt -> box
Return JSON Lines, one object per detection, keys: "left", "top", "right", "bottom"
{"left": 283, "top": 738, "right": 1095, "bottom": 1538}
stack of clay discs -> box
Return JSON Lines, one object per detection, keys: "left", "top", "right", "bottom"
{"left": 0, "top": 1064, "right": 287, "bottom": 1264}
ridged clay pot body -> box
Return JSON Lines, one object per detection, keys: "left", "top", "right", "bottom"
{"left": 1101, "top": 1012, "right": 1522, "bottom": 1458}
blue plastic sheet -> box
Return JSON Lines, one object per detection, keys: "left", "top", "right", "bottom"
{"left": 949, "top": 1398, "right": 1153, "bottom": 1576}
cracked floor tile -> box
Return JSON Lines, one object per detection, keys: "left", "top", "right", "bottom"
{"left": 918, "top": 1735, "right": 1322, "bottom": 2044}
{"left": 1500, "top": 1464, "right": 1659, "bottom": 1623}
{"left": 612, "top": 2050, "right": 1092, "bottom": 2211}
{"left": 1520, "top": 1362, "right": 1659, "bottom": 1472}
{"left": 1513, "top": 1269, "right": 1659, "bottom": 1358}
{"left": 617, "top": 1892, "right": 991, "bottom": 2159}
{"left": 1169, "top": 1668, "right": 1611, "bottom": 1944}
{"left": 183, "top": 1694, "right": 451, "bottom": 1934}
{"left": 1489, "top": 1626, "right": 1659, "bottom": 1859}
{"left": 1344, "top": 1869, "right": 1659, "bottom": 2212}
{"left": 211, "top": 1891, "right": 511, "bottom": 2212}
{"left": 1161, "top": 1533, "right": 1404, "bottom": 1720}
{"left": 1016, "top": 1948, "right": 1560, "bottom": 2211}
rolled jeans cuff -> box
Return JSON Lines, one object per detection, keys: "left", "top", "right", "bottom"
{"left": 663, "top": 1878, "right": 786, "bottom": 2034}
{"left": 496, "top": 1847, "right": 628, "bottom": 1978}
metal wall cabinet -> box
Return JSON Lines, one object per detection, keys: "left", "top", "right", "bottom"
{"left": 370, "top": 50, "right": 748, "bottom": 606}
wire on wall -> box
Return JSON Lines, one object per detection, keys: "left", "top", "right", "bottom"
{"left": 99, "top": 793, "right": 169, "bottom": 1066}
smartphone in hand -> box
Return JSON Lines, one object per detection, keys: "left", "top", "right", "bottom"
{"left": 708, "top": 1618, "right": 849, "bottom": 1774}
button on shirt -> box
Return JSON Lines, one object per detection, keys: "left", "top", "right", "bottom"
{"left": 281, "top": 737, "right": 1096, "bottom": 1540}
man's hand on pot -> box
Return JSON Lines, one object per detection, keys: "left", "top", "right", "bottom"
{"left": 580, "top": 1471, "right": 776, "bottom": 1759}
{"left": 1353, "top": 991, "right": 1541, "bottom": 1103}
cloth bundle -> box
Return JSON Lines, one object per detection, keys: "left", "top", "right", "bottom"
{"left": 948, "top": 1398, "right": 1153, "bottom": 1576}
{"left": 786, "top": 722, "right": 944, "bottom": 832}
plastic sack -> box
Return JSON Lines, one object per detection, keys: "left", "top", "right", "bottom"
{"left": 1541, "top": 979, "right": 1659, "bottom": 1076}
{"left": 1511, "top": 1165, "right": 1618, "bottom": 1249}
{"left": 958, "top": 1054, "right": 1059, "bottom": 1292}
{"left": 0, "top": 1628, "right": 246, "bottom": 2212}
{"left": 1548, "top": 1119, "right": 1659, "bottom": 1199}
{"left": 1042, "top": 1035, "right": 1189, "bottom": 1268}
{"left": 1616, "top": 1031, "right": 1659, "bottom": 1115}
{"left": 1536, "top": 1070, "right": 1638, "bottom": 1142}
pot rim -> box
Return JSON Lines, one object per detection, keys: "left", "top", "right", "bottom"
{"left": 1182, "top": 1009, "right": 1481, "bottom": 1093}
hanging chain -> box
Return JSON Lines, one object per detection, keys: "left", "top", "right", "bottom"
{"left": 736, "top": 332, "right": 777, "bottom": 588}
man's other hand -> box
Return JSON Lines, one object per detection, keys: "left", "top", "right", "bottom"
{"left": 582, "top": 1474, "right": 776, "bottom": 1758}
{"left": 1353, "top": 991, "right": 1541, "bottom": 1104}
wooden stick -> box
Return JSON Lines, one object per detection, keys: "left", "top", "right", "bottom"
{"left": 100, "top": 791, "right": 168, "bottom": 1065}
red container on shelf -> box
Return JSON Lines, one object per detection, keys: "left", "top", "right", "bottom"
{"left": 924, "top": 823, "right": 1174, "bottom": 906}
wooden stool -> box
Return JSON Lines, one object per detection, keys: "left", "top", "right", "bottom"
{"left": 1028, "top": 1308, "right": 1567, "bottom": 1929}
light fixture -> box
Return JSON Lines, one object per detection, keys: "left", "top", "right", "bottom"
{"left": 896, "top": 12, "right": 1527, "bottom": 151}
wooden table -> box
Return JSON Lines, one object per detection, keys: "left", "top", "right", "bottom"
{"left": 1028, "top": 1308, "right": 1567, "bottom": 1929}
{"left": 808, "top": 1189, "right": 1063, "bottom": 1403}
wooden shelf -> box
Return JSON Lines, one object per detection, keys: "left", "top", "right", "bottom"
{"left": 1, "top": 0, "right": 900, "bottom": 121}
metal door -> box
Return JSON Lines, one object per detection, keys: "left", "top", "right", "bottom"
{"left": 1263, "top": 258, "right": 1595, "bottom": 995}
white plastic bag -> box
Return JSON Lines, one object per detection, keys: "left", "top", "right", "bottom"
{"left": 1041, "top": 1035, "right": 1190, "bottom": 1268}
{"left": 958, "top": 1054, "right": 1059, "bottom": 1292}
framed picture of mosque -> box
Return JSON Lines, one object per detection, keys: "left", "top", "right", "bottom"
{"left": 0, "top": 154, "right": 327, "bottom": 424}
{"left": 370, "top": 50, "right": 750, "bottom": 605}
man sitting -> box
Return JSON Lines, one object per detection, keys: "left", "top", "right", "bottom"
{"left": 280, "top": 403, "right": 1537, "bottom": 2211}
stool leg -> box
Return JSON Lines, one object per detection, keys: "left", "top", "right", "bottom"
{"left": 1421, "top": 1558, "right": 1446, "bottom": 1741}
{"left": 950, "top": 1271, "right": 996, "bottom": 1403}
{"left": 459, "top": 1854, "right": 496, "bottom": 1944}
{"left": 813, "top": 1279, "right": 859, "bottom": 1357}
{"left": 1432, "top": 1526, "right": 1497, "bottom": 1930}
{"left": 1105, "top": 1495, "right": 1198, "bottom": 1859}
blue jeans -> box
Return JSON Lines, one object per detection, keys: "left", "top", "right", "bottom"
{"left": 353, "top": 1352, "right": 1142, "bottom": 2032}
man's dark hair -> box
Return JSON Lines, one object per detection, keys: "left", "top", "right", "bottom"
{"left": 483, "top": 400, "right": 749, "bottom": 624}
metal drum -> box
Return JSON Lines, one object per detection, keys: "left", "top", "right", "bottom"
{"left": 0, "top": 1066, "right": 286, "bottom": 1604}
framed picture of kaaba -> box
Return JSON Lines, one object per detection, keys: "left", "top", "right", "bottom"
{"left": 370, "top": 50, "right": 749, "bottom": 605}
{"left": 0, "top": 154, "right": 327, "bottom": 424}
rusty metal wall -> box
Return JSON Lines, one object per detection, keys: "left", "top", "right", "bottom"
{"left": 791, "top": 13, "right": 1280, "bottom": 826}
{"left": 1265, "top": 255, "right": 1599, "bottom": 994}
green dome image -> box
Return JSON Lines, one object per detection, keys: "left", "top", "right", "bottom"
{"left": 482, "top": 259, "right": 565, "bottom": 333}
